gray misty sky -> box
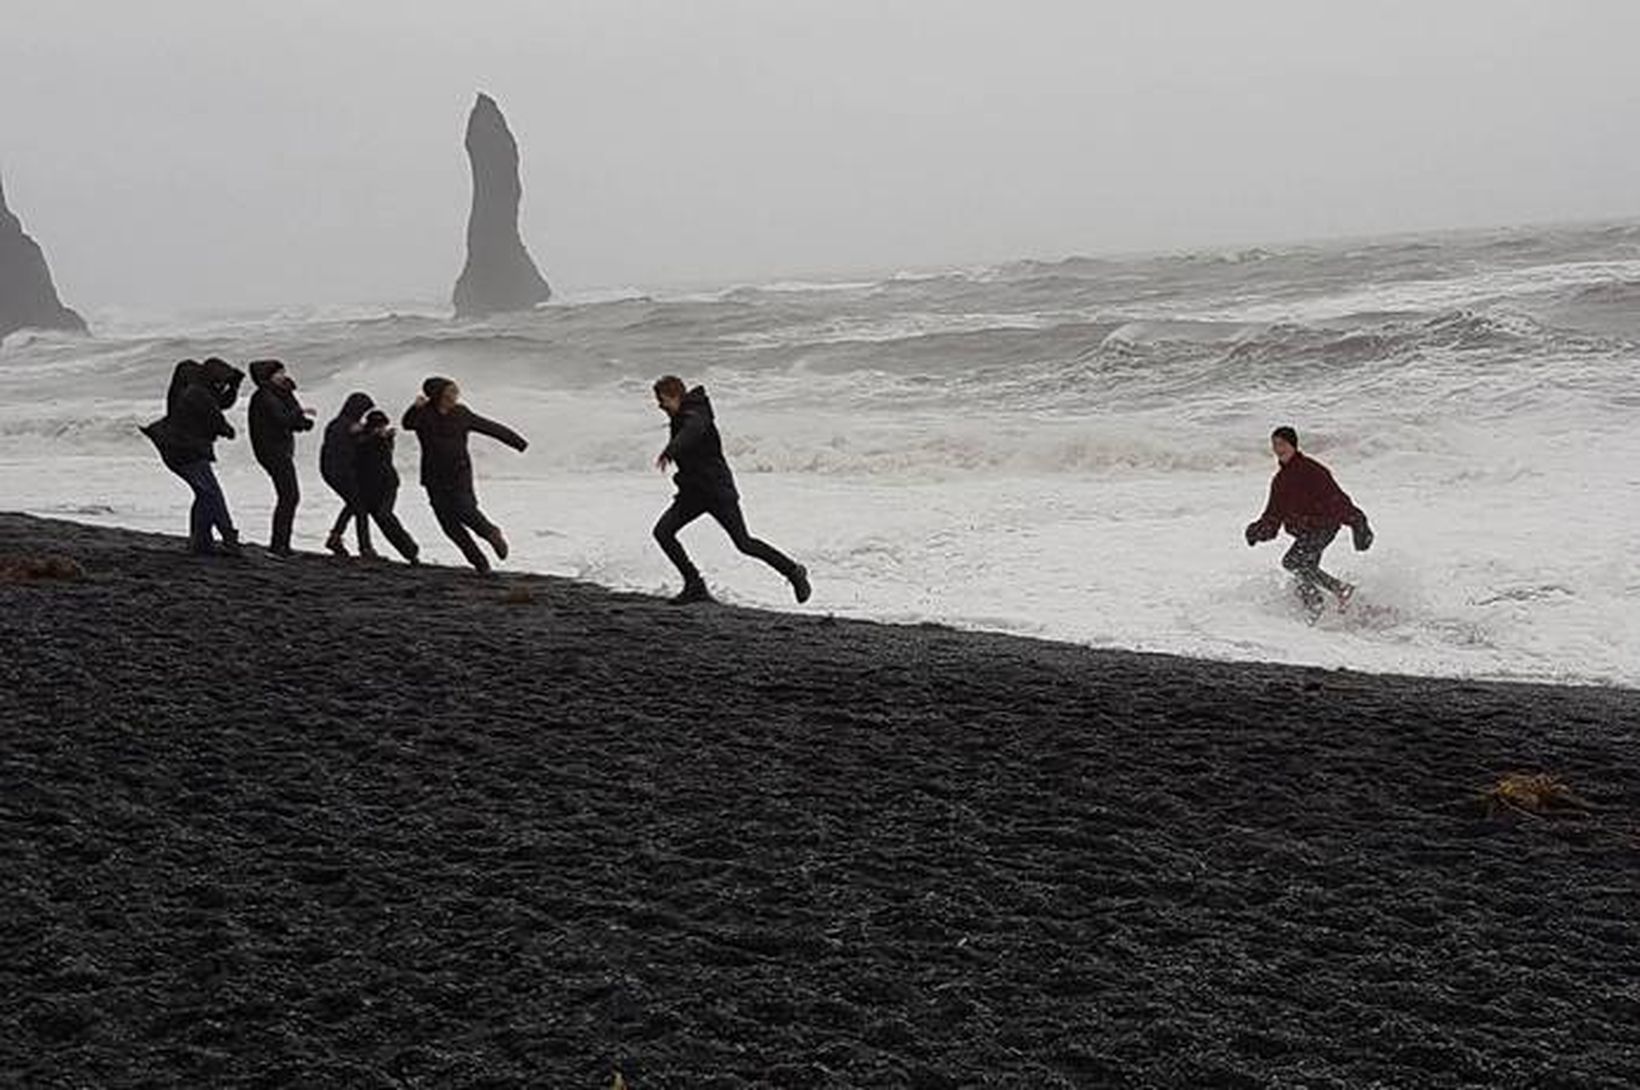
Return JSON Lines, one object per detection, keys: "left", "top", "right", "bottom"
{"left": 3, "top": 0, "right": 1639, "bottom": 311}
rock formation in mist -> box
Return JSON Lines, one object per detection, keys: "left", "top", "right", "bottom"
{"left": 451, "top": 93, "right": 552, "bottom": 318}
{"left": 0, "top": 176, "right": 87, "bottom": 341}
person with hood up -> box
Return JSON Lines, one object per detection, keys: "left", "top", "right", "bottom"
{"left": 246, "top": 359, "right": 315, "bottom": 557}
{"left": 401, "top": 376, "right": 528, "bottom": 573}
{"left": 353, "top": 409, "right": 420, "bottom": 564}
{"left": 320, "top": 392, "right": 378, "bottom": 558}
{"left": 1245, "top": 426, "right": 1374, "bottom": 620}
{"left": 140, "top": 357, "right": 246, "bottom": 556}
{"left": 651, "top": 375, "right": 810, "bottom": 606}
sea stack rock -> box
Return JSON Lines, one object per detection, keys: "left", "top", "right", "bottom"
{"left": 0, "top": 176, "right": 87, "bottom": 341}
{"left": 452, "top": 93, "right": 551, "bottom": 318}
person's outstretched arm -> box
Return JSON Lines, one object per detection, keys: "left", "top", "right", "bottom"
{"left": 1319, "top": 467, "right": 1373, "bottom": 549}
{"left": 1318, "top": 466, "right": 1366, "bottom": 529}
{"left": 465, "top": 409, "right": 529, "bottom": 452}
{"left": 1245, "top": 481, "right": 1280, "bottom": 545}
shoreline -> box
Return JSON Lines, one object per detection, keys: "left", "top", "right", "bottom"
{"left": 4, "top": 511, "right": 1637, "bottom": 1086}
{"left": 6, "top": 508, "right": 1632, "bottom": 694}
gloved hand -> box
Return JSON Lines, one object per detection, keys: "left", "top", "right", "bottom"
{"left": 1352, "top": 519, "right": 1374, "bottom": 552}
{"left": 222, "top": 423, "right": 236, "bottom": 441}
{"left": 1245, "top": 521, "right": 1265, "bottom": 547}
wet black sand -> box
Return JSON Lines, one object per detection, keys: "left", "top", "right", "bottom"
{"left": 3, "top": 513, "right": 1637, "bottom": 1088}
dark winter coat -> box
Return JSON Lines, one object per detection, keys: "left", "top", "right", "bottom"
{"left": 141, "top": 358, "right": 243, "bottom": 467}
{"left": 1248, "top": 451, "right": 1366, "bottom": 540}
{"left": 662, "top": 386, "right": 738, "bottom": 501}
{"left": 354, "top": 428, "right": 400, "bottom": 510}
{"left": 321, "top": 392, "right": 375, "bottom": 500}
{"left": 247, "top": 360, "right": 313, "bottom": 465}
{"left": 400, "top": 402, "right": 528, "bottom": 493}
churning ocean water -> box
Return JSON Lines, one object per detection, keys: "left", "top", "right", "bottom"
{"left": 3, "top": 223, "right": 1638, "bottom": 686}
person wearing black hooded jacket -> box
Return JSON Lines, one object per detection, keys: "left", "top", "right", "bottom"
{"left": 320, "top": 392, "right": 378, "bottom": 558}
{"left": 401, "top": 376, "right": 527, "bottom": 573}
{"left": 650, "top": 375, "right": 810, "bottom": 605}
{"left": 247, "top": 359, "right": 315, "bottom": 556}
{"left": 140, "top": 357, "right": 246, "bottom": 555}
{"left": 353, "top": 409, "right": 420, "bottom": 563}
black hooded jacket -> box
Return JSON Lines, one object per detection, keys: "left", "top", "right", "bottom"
{"left": 141, "top": 358, "right": 243, "bottom": 467}
{"left": 247, "top": 360, "right": 313, "bottom": 464}
{"left": 354, "top": 425, "right": 400, "bottom": 509}
{"left": 321, "top": 392, "right": 375, "bottom": 499}
{"left": 400, "top": 402, "right": 528, "bottom": 492}
{"left": 663, "top": 386, "right": 738, "bottom": 501}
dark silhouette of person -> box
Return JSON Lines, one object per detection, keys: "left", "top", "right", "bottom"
{"left": 247, "top": 359, "right": 315, "bottom": 557}
{"left": 651, "top": 375, "right": 810, "bottom": 606}
{"left": 140, "top": 357, "right": 245, "bottom": 556}
{"left": 353, "top": 409, "right": 420, "bottom": 564}
{"left": 401, "top": 376, "right": 528, "bottom": 573}
{"left": 1245, "top": 426, "right": 1373, "bottom": 619}
{"left": 320, "top": 392, "right": 377, "bottom": 558}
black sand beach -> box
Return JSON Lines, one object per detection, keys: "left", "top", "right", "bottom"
{"left": 2, "top": 512, "right": 1637, "bottom": 1088}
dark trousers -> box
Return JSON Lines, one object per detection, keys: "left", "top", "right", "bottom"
{"left": 1283, "top": 527, "right": 1345, "bottom": 610}
{"left": 428, "top": 485, "right": 498, "bottom": 572}
{"left": 653, "top": 492, "right": 798, "bottom": 584}
{"left": 328, "top": 498, "right": 373, "bottom": 554}
{"left": 170, "top": 460, "right": 235, "bottom": 550}
{"left": 364, "top": 484, "right": 419, "bottom": 563}
{"left": 258, "top": 455, "right": 299, "bottom": 553}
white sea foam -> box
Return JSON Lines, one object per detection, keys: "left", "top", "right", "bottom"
{"left": 3, "top": 223, "right": 1637, "bottom": 686}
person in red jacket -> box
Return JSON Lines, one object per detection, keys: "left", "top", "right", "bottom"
{"left": 1245, "top": 426, "right": 1374, "bottom": 618}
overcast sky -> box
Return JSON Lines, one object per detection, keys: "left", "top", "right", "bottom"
{"left": 3, "top": 0, "right": 1639, "bottom": 310}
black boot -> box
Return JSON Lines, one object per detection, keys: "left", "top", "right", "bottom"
{"left": 219, "top": 530, "right": 244, "bottom": 559}
{"left": 669, "top": 579, "right": 713, "bottom": 606}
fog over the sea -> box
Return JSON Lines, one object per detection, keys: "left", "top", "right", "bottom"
{"left": 3, "top": 0, "right": 1639, "bottom": 310}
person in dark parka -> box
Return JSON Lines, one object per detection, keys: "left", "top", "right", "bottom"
{"left": 320, "top": 392, "right": 377, "bottom": 558}
{"left": 401, "top": 376, "right": 527, "bottom": 573}
{"left": 651, "top": 375, "right": 810, "bottom": 605}
{"left": 140, "top": 357, "right": 245, "bottom": 556}
{"left": 246, "top": 359, "right": 315, "bottom": 556}
{"left": 1245, "top": 426, "right": 1374, "bottom": 620}
{"left": 353, "top": 409, "right": 419, "bottom": 564}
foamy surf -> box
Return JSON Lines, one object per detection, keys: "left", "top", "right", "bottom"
{"left": 3, "top": 222, "right": 1637, "bottom": 686}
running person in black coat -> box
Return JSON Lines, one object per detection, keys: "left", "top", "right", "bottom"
{"left": 246, "top": 359, "right": 315, "bottom": 556}
{"left": 651, "top": 375, "right": 810, "bottom": 605}
{"left": 401, "top": 376, "right": 528, "bottom": 573}
{"left": 353, "top": 409, "right": 420, "bottom": 564}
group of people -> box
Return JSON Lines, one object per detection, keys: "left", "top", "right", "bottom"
{"left": 140, "top": 360, "right": 814, "bottom": 603}
{"left": 142, "top": 358, "right": 1370, "bottom": 617}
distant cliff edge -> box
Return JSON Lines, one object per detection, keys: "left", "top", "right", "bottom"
{"left": 0, "top": 176, "right": 87, "bottom": 341}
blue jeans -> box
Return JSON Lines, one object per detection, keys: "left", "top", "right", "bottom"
{"left": 171, "top": 460, "right": 236, "bottom": 550}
